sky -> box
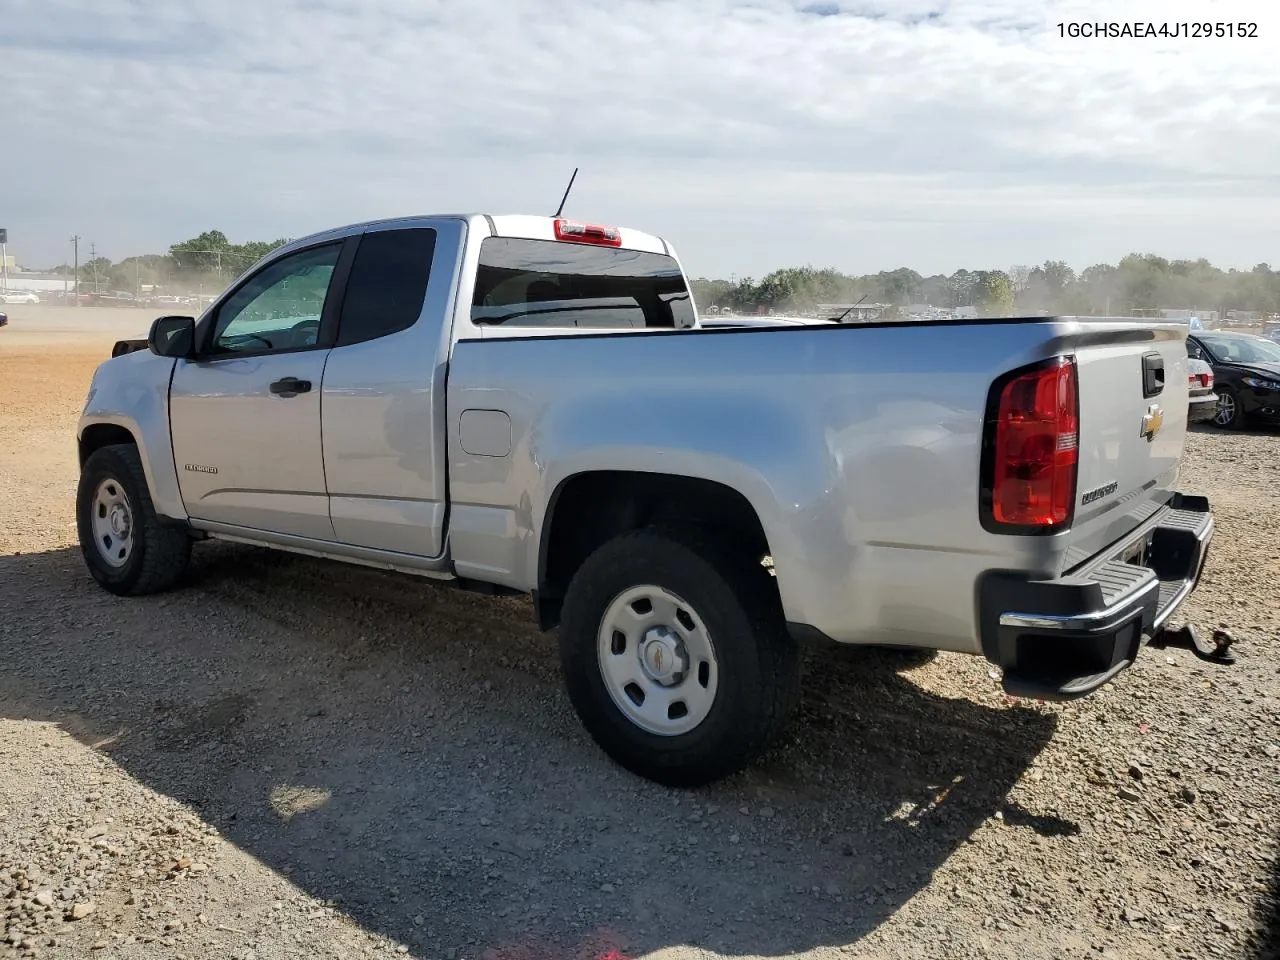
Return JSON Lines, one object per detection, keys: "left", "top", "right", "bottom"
{"left": 2, "top": 0, "right": 1278, "bottom": 279}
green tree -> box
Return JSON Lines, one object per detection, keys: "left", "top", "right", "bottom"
{"left": 79, "top": 257, "right": 113, "bottom": 291}
{"left": 168, "top": 231, "right": 289, "bottom": 285}
{"left": 1038, "top": 260, "right": 1076, "bottom": 293}
{"left": 974, "top": 274, "right": 1014, "bottom": 315}
{"left": 169, "top": 230, "right": 232, "bottom": 273}
{"left": 689, "top": 277, "right": 734, "bottom": 310}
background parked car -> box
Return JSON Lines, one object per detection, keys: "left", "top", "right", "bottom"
{"left": 0, "top": 291, "right": 40, "bottom": 304}
{"left": 1187, "top": 330, "right": 1280, "bottom": 429}
{"left": 1187, "top": 355, "right": 1218, "bottom": 423}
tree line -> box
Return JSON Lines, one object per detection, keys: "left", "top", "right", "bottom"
{"left": 42, "top": 230, "right": 1280, "bottom": 319}
{"left": 46, "top": 230, "right": 290, "bottom": 294}
{"left": 691, "top": 256, "right": 1280, "bottom": 318}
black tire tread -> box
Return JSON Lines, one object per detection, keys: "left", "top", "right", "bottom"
{"left": 78, "top": 443, "right": 191, "bottom": 595}
{"left": 558, "top": 523, "right": 800, "bottom": 787}
{"left": 653, "top": 523, "right": 802, "bottom": 761}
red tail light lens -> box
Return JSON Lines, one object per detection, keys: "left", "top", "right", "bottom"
{"left": 987, "top": 357, "right": 1079, "bottom": 529}
{"left": 553, "top": 218, "right": 622, "bottom": 246}
{"left": 1188, "top": 372, "right": 1213, "bottom": 388}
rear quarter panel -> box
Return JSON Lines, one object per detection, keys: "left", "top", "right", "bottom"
{"left": 446, "top": 320, "right": 1126, "bottom": 653}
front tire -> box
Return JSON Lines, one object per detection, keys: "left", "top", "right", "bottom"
{"left": 1213, "top": 386, "right": 1245, "bottom": 430}
{"left": 558, "top": 526, "right": 800, "bottom": 787}
{"left": 77, "top": 443, "right": 192, "bottom": 596}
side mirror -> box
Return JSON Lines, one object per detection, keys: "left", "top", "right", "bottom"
{"left": 148, "top": 315, "right": 195, "bottom": 358}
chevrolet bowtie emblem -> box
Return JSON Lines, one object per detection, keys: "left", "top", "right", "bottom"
{"left": 1141, "top": 404, "right": 1164, "bottom": 442}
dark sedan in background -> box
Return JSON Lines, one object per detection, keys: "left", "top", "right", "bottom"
{"left": 1187, "top": 330, "right": 1280, "bottom": 429}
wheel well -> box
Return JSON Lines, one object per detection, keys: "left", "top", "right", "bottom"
{"left": 79, "top": 423, "right": 137, "bottom": 466}
{"left": 536, "top": 471, "right": 772, "bottom": 630}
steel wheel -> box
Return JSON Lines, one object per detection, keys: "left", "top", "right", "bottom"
{"left": 597, "top": 584, "right": 719, "bottom": 736}
{"left": 560, "top": 526, "right": 800, "bottom": 786}
{"left": 90, "top": 477, "right": 135, "bottom": 568}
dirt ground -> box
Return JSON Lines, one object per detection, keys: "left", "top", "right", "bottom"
{"left": 1, "top": 306, "right": 1277, "bottom": 960}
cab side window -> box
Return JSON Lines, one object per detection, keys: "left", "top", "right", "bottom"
{"left": 208, "top": 244, "right": 341, "bottom": 356}
{"left": 335, "top": 228, "right": 437, "bottom": 347}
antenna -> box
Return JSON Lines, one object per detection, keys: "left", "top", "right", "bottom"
{"left": 829, "top": 293, "right": 867, "bottom": 323}
{"left": 553, "top": 167, "right": 579, "bottom": 218}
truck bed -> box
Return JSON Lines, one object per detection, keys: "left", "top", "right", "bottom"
{"left": 445, "top": 315, "right": 1192, "bottom": 654}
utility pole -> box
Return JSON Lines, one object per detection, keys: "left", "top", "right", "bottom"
{"left": 71, "top": 235, "right": 80, "bottom": 305}
{"left": 89, "top": 242, "right": 99, "bottom": 294}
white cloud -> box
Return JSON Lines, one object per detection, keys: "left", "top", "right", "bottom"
{"left": 2, "top": 0, "right": 1277, "bottom": 276}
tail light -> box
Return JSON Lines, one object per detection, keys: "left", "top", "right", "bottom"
{"left": 553, "top": 218, "right": 622, "bottom": 247}
{"left": 981, "top": 357, "right": 1079, "bottom": 533}
{"left": 1187, "top": 371, "right": 1214, "bottom": 389}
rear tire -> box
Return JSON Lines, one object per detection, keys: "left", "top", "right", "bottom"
{"left": 77, "top": 443, "right": 192, "bottom": 596}
{"left": 558, "top": 525, "right": 800, "bottom": 787}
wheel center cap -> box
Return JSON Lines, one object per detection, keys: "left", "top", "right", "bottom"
{"left": 639, "top": 627, "right": 687, "bottom": 685}
{"left": 109, "top": 505, "right": 130, "bottom": 537}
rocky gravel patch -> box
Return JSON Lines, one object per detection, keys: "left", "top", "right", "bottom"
{"left": 0, "top": 347, "right": 1277, "bottom": 960}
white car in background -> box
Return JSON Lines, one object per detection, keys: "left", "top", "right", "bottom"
{"left": 0, "top": 291, "right": 40, "bottom": 304}
{"left": 1187, "top": 356, "right": 1218, "bottom": 423}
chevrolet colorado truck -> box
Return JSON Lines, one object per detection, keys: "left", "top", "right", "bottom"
{"left": 77, "top": 213, "right": 1214, "bottom": 786}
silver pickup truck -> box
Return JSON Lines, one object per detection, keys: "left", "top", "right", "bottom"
{"left": 77, "top": 213, "right": 1214, "bottom": 786}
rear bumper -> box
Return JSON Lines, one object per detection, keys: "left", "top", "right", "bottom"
{"left": 978, "top": 492, "right": 1213, "bottom": 700}
{"left": 1188, "top": 392, "right": 1218, "bottom": 423}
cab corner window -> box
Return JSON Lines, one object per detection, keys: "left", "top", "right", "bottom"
{"left": 335, "top": 227, "right": 437, "bottom": 347}
{"left": 208, "top": 243, "right": 341, "bottom": 356}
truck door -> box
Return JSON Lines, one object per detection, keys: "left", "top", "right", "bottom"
{"left": 320, "top": 220, "right": 462, "bottom": 558}
{"left": 169, "top": 239, "right": 352, "bottom": 541}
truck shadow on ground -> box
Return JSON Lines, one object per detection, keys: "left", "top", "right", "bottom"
{"left": 0, "top": 544, "right": 1071, "bottom": 958}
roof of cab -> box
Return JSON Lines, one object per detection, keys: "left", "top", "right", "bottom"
{"left": 484, "top": 214, "right": 670, "bottom": 255}
{"left": 275, "top": 213, "right": 671, "bottom": 259}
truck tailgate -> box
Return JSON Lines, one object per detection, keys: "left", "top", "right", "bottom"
{"left": 1061, "top": 325, "right": 1190, "bottom": 571}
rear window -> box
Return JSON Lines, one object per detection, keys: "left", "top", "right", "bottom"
{"left": 471, "top": 237, "right": 694, "bottom": 329}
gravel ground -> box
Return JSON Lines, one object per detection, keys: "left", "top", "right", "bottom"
{"left": 1, "top": 317, "right": 1278, "bottom": 960}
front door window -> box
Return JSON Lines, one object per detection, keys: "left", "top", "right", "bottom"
{"left": 208, "top": 244, "right": 341, "bottom": 356}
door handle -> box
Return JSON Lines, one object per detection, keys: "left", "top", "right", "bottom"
{"left": 1141, "top": 352, "right": 1165, "bottom": 398}
{"left": 269, "top": 377, "right": 312, "bottom": 397}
